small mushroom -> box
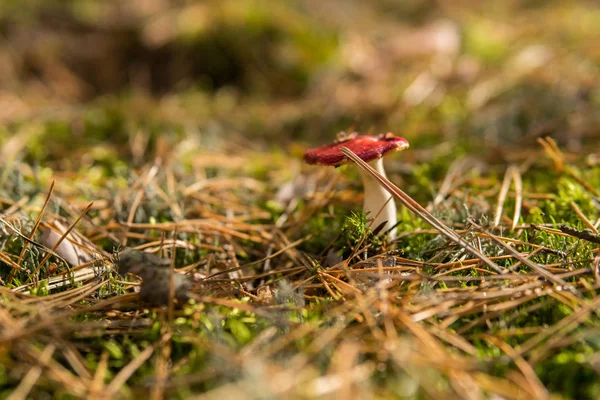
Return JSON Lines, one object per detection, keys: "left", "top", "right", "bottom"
{"left": 40, "top": 221, "right": 93, "bottom": 267}
{"left": 304, "top": 132, "right": 409, "bottom": 239}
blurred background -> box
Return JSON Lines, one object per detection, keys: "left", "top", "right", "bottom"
{"left": 0, "top": 0, "right": 598, "bottom": 165}
{"left": 1, "top": 3, "right": 599, "bottom": 399}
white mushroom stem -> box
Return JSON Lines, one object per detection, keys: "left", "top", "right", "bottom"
{"left": 356, "top": 158, "right": 397, "bottom": 240}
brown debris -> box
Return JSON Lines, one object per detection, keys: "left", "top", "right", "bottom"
{"left": 117, "top": 248, "right": 194, "bottom": 305}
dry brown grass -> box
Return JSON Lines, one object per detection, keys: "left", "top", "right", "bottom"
{"left": 0, "top": 133, "right": 599, "bottom": 398}
{"left": 1, "top": 0, "right": 599, "bottom": 398}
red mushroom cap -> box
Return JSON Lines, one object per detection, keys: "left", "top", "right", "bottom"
{"left": 304, "top": 133, "right": 409, "bottom": 166}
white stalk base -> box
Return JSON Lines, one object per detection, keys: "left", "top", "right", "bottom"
{"left": 357, "top": 158, "right": 397, "bottom": 240}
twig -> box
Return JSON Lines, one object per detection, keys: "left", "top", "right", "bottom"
{"left": 340, "top": 146, "right": 504, "bottom": 273}
{"left": 558, "top": 224, "right": 600, "bottom": 244}
{"left": 483, "top": 335, "right": 549, "bottom": 400}
{"left": 7, "top": 344, "right": 56, "bottom": 400}
{"left": 511, "top": 166, "right": 523, "bottom": 230}
{"left": 493, "top": 166, "right": 513, "bottom": 227}
{"left": 16, "top": 180, "right": 55, "bottom": 267}
{"left": 29, "top": 202, "right": 94, "bottom": 282}
{"left": 467, "top": 219, "right": 579, "bottom": 295}
{"left": 106, "top": 346, "right": 155, "bottom": 397}
{"left": 88, "top": 351, "right": 109, "bottom": 399}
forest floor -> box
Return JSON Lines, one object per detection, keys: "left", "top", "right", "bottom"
{"left": 0, "top": 1, "right": 599, "bottom": 398}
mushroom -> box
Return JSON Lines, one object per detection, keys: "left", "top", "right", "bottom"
{"left": 304, "top": 132, "right": 409, "bottom": 239}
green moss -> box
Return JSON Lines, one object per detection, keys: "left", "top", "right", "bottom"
{"left": 538, "top": 353, "right": 600, "bottom": 400}
{"left": 463, "top": 19, "right": 510, "bottom": 64}
{"left": 1, "top": 1, "right": 599, "bottom": 398}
